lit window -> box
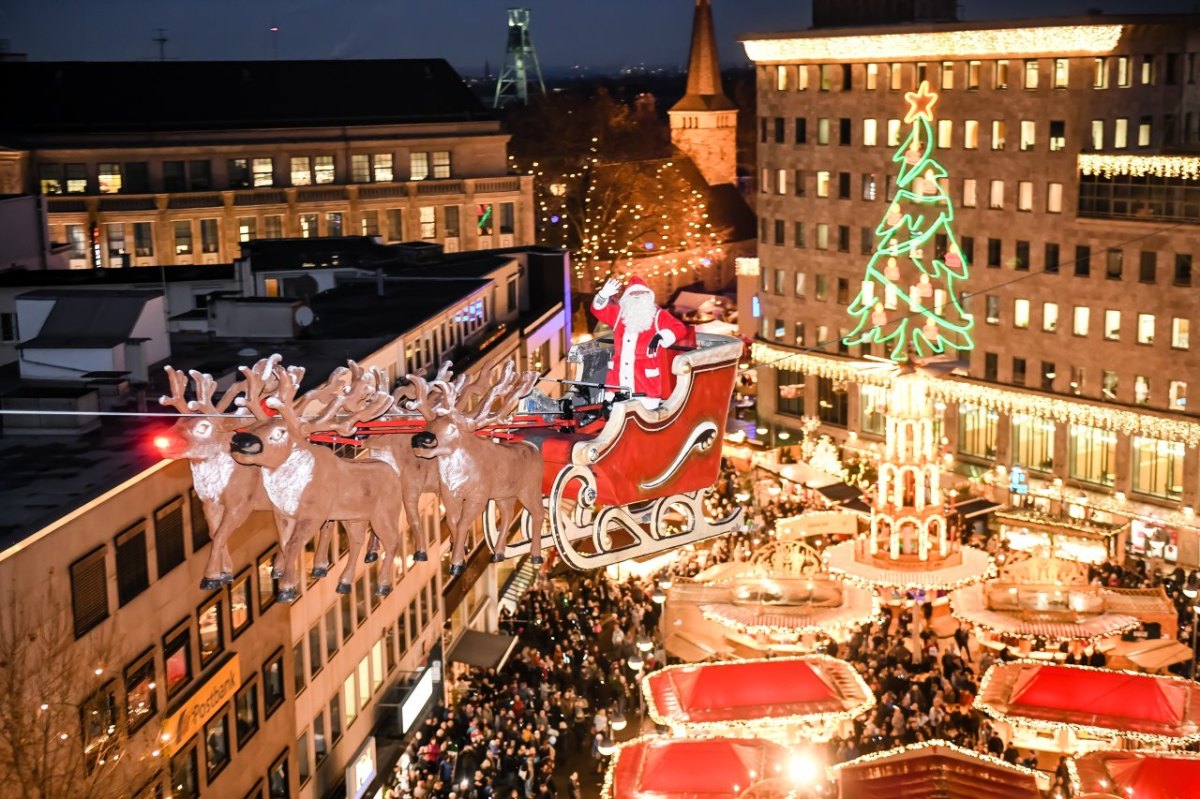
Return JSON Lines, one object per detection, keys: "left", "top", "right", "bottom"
{"left": 420, "top": 206, "right": 437, "bottom": 239}
{"left": 937, "top": 119, "right": 952, "bottom": 148}
{"left": 1117, "top": 56, "right": 1131, "bottom": 87}
{"left": 314, "top": 156, "right": 335, "bottom": 184}
{"left": 1024, "top": 59, "right": 1039, "bottom": 89}
{"left": 991, "top": 120, "right": 1006, "bottom": 150}
{"left": 1073, "top": 306, "right": 1089, "bottom": 336}
{"left": 173, "top": 221, "right": 193, "bottom": 256}
{"left": 1054, "top": 58, "right": 1069, "bottom": 88}
{"left": 817, "top": 118, "right": 830, "bottom": 145}
{"left": 816, "top": 171, "right": 830, "bottom": 197}
{"left": 889, "top": 63, "right": 902, "bottom": 90}
{"left": 1069, "top": 424, "right": 1116, "bottom": 487}
{"left": 1172, "top": 317, "right": 1190, "bottom": 349}
{"left": 861, "top": 174, "right": 876, "bottom": 201}
{"left": 98, "top": 163, "right": 122, "bottom": 194}
{"left": 410, "top": 152, "right": 430, "bottom": 181}
{"left": 299, "top": 213, "right": 318, "bottom": 238}
{"left": 1018, "top": 181, "right": 1033, "bottom": 211}
{"left": 776, "top": 65, "right": 789, "bottom": 91}
{"left": 995, "top": 60, "right": 1009, "bottom": 89}
{"left": 967, "top": 60, "right": 981, "bottom": 89}
{"left": 1102, "top": 370, "right": 1118, "bottom": 399}
{"left": 887, "top": 119, "right": 901, "bottom": 146}
{"left": 964, "top": 120, "right": 979, "bottom": 149}
{"left": 1019, "top": 120, "right": 1035, "bottom": 151}
{"left": 777, "top": 168, "right": 787, "bottom": 194}
{"left": 865, "top": 63, "right": 878, "bottom": 90}
{"left": 1103, "top": 309, "right": 1121, "bottom": 340}
{"left": 252, "top": 157, "right": 274, "bottom": 187}
{"left": 941, "top": 61, "right": 954, "bottom": 89}
{"left": 1114, "top": 118, "right": 1129, "bottom": 149}
{"left": 862, "top": 118, "right": 878, "bottom": 146}
{"left": 797, "top": 65, "right": 809, "bottom": 90}
{"left": 1137, "top": 117, "right": 1152, "bottom": 147}
{"left": 1093, "top": 57, "right": 1109, "bottom": 89}
{"left": 1170, "top": 381, "right": 1188, "bottom": 410}
{"left": 351, "top": 154, "right": 371, "bottom": 183}
{"left": 1042, "top": 302, "right": 1058, "bottom": 332}
{"left": 65, "top": 163, "right": 88, "bottom": 194}
{"left": 290, "top": 156, "right": 312, "bottom": 186}
{"left": 373, "top": 153, "right": 394, "bottom": 182}
{"left": 1014, "top": 299, "right": 1030, "bottom": 329}
{"left": 1091, "top": 120, "right": 1104, "bottom": 150}
{"left": 432, "top": 151, "right": 451, "bottom": 179}
{"left": 1132, "top": 436, "right": 1184, "bottom": 499}
{"left": 815, "top": 224, "right": 829, "bottom": 250}
{"left": 1137, "top": 313, "right": 1155, "bottom": 344}
{"left": 1134, "top": 375, "right": 1151, "bottom": 405}
{"left": 1141, "top": 55, "right": 1155, "bottom": 85}
{"left": 962, "top": 179, "right": 977, "bottom": 208}
{"left": 988, "top": 179, "right": 1004, "bottom": 209}
{"left": 1047, "top": 182, "right": 1063, "bottom": 213}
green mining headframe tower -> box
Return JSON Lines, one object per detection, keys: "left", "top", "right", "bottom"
{"left": 493, "top": 8, "right": 546, "bottom": 108}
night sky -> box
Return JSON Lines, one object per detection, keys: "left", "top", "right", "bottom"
{"left": 5, "top": 0, "right": 1185, "bottom": 73}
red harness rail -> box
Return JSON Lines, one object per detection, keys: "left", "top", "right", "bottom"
{"left": 306, "top": 412, "right": 593, "bottom": 446}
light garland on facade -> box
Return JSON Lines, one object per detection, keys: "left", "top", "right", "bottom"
{"left": 975, "top": 661, "right": 1200, "bottom": 747}
{"left": 1079, "top": 154, "right": 1200, "bottom": 180}
{"left": 741, "top": 24, "right": 1126, "bottom": 63}
{"left": 751, "top": 343, "right": 1200, "bottom": 447}
{"left": 735, "top": 256, "right": 760, "bottom": 277}
{"left": 826, "top": 737, "right": 1042, "bottom": 785}
{"left": 641, "top": 654, "right": 875, "bottom": 738}
{"left": 994, "top": 510, "right": 1126, "bottom": 539}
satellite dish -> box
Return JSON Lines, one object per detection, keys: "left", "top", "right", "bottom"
{"left": 294, "top": 306, "right": 315, "bottom": 327}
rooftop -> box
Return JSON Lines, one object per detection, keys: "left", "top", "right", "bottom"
{"left": 0, "top": 58, "right": 492, "bottom": 144}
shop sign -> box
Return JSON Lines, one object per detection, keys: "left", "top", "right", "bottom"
{"left": 160, "top": 655, "right": 240, "bottom": 754}
{"left": 346, "top": 736, "right": 377, "bottom": 799}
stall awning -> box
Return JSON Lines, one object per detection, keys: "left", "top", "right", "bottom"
{"left": 817, "top": 482, "right": 862, "bottom": 503}
{"left": 955, "top": 498, "right": 1002, "bottom": 519}
{"left": 841, "top": 498, "right": 872, "bottom": 515}
{"left": 447, "top": 630, "right": 519, "bottom": 671}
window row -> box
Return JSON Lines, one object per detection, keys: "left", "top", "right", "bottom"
{"left": 71, "top": 489, "right": 210, "bottom": 638}
{"left": 958, "top": 409, "right": 1186, "bottom": 499}
{"left": 761, "top": 115, "right": 1072, "bottom": 152}
{"left": 766, "top": 52, "right": 1193, "bottom": 93}
{"left": 980, "top": 350, "right": 1189, "bottom": 413}
{"left": 985, "top": 298, "right": 1189, "bottom": 347}
{"left": 39, "top": 151, "right": 451, "bottom": 195}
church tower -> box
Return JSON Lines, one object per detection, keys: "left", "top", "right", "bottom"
{"left": 669, "top": 0, "right": 737, "bottom": 187}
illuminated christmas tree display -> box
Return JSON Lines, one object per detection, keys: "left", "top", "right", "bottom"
{"left": 844, "top": 81, "right": 974, "bottom": 362}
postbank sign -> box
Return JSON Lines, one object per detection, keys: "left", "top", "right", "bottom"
{"left": 161, "top": 655, "right": 240, "bottom": 754}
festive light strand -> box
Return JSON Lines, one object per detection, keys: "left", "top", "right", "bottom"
{"left": 1079, "top": 154, "right": 1200, "bottom": 180}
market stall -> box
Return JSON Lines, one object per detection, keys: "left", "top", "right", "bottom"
{"left": 604, "top": 736, "right": 792, "bottom": 799}
{"left": 1068, "top": 750, "right": 1200, "bottom": 798}
{"left": 995, "top": 508, "right": 1128, "bottom": 565}
{"left": 829, "top": 739, "right": 1041, "bottom": 799}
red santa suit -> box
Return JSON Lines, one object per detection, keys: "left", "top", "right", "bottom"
{"left": 591, "top": 277, "right": 688, "bottom": 399}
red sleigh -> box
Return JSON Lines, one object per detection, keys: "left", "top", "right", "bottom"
{"left": 479, "top": 331, "right": 745, "bottom": 569}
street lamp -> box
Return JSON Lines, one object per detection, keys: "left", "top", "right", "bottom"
{"left": 611, "top": 710, "right": 627, "bottom": 732}
{"left": 636, "top": 634, "right": 654, "bottom": 652}
{"left": 627, "top": 652, "right": 644, "bottom": 671}
{"left": 651, "top": 587, "right": 667, "bottom": 604}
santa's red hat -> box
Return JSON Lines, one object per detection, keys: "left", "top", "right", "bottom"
{"left": 623, "top": 276, "right": 653, "bottom": 296}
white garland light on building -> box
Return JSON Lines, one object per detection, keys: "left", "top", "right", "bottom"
{"left": 1078, "top": 154, "right": 1200, "bottom": 180}
{"left": 741, "top": 24, "right": 1126, "bottom": 63}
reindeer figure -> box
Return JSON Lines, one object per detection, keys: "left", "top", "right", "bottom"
{"left": 230, "top": 361, "right": 401, "bottom": 602}
{"left": 358, "top": 361, "right": 481, "bottom": 564}
{"left": 158, "top": 357, "right": 281, "bottom": 590}
{"left": 409, "top": 362, "right": 544, "bottom": 576}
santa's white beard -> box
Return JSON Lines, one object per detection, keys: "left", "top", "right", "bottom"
{"left": 619, "top": 292, "right": 656, "bottom": 334}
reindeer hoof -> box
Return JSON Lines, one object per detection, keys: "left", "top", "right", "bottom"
{"left": 492, "top": 552, "right": 506, "bottom": 563}
{"left": 374, "top": 583, "right": 393, "bottom": 597}
{"left": 449, "top": 562, "right": 466, "bottom": 577}
{"left": 363, "top": 550, "right": 379, "bottom": 564}
{"left": 276, "top": 588, "right": 299, "bottom": 604}
{"left": 199, "top": 576, "right": 223, "bottom": 590}
{"left": 413, "top": 551, "right": 428, "bottom": 562}
{"left": 271, "top": 568, "right": 282, "bottom": 580}
{"left": 311, "top": 565, "right": 328, "bottom": 579}
{"left": 336, "top": 581, "right": 352, "bottom": 595}
{"left": 530, "top": 555, "right": 545, "bottom": 566}
{"left": 220, "top": 571, "right": 234, "bottom": 585}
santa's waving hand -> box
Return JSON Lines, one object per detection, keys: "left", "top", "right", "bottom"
{"left": 591, "top": 276, "right": 688, "bottom": 401}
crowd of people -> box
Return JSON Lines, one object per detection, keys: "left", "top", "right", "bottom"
{"left": 385, "top": 455, "right": 1195, "bottom": 799}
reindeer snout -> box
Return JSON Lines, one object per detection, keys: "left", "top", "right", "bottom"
{"left": 412, "top": 432, "right": 438, "bottom": 450}
{"left": 231, "top": 432, "right": 263, "bottom": 455}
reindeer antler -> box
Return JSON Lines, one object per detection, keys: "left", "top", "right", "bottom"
{"left": 236, "top": 354, "right": 284, "bottom": 422}
{"left": 159, "top": 366, "right": 194, "bottom": 414}
{"left": 466, "top": 362, "right": 536, "bottom": 431}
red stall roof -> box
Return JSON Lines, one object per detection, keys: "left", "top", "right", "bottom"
{"left": 606, "top": 737, "right": 791, "bottom": 799}
{"left": 1071, "top": 750, "right": 1200, "bottom": 798}
{"left": 643, "top": 655, "right": 873, "bottom": 731}
{"left": 977, "top": 663, "right": 1200, "bottom": 744}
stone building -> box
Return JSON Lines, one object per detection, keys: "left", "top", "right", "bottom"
{"left": 739, "top": 14, "right": 1200, "bottom": 563}
{"left": 0, "top": 59, "right": 533, "bottom": 269}
{"left": 669, "top": 0, "right": 738, "bottom": 188}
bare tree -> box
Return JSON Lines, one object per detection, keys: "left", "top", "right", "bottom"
{"left": 0, "top": 580, "right": 155, "bottom": 799}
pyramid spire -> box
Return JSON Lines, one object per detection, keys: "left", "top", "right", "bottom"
{"left": 672, "top": 0, "right": 736, "bottom": 113}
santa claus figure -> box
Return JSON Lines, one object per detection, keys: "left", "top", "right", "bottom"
{"left": 591, "top": 276, "right": 688, "bottom": 402}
